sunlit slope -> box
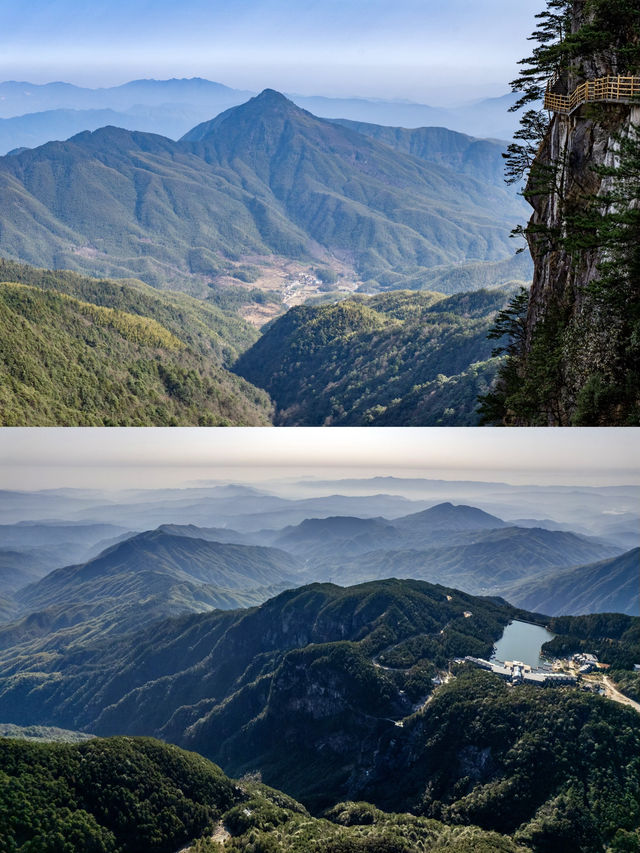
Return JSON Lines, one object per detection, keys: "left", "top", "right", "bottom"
{"left": 234, "top": 289, "right": 512, "bottom": 425}
{"left": 0, "top": 91, "right": 524, "bottom": 289}
{"left": 0, "top": 278, "right": 271, "bottom": 425}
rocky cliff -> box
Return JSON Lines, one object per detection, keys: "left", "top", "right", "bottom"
{"left": 509, "top": 0, "right": 640, "bottom": 424}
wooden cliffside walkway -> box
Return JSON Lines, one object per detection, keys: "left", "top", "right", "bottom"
{"left": 545, "top": 74, "right": 640, "bottom": 114}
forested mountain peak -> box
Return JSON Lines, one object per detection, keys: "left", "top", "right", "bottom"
{"left": 182, "top": 88, "right": 346, "bottom": 144}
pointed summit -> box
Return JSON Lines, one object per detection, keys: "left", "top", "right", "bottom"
{"left": 180, "top": 89, "right": 309, "bottom": 143}
{"left": 253, "top": 88, "right": 292, "bottom": 104}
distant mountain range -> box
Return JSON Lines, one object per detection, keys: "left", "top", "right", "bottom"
{"left": 0, "top": 90, "right": 527, "bottom": 295}
{"left": 3, "top": 530, "right": 300, "bottom": 641}
{"left": 259, "top": 503, "right": 625, "bottom": 595}
{"left": 503, "top": 548, "right": 640, "bottom": 616}
{"left": 0, "top": 78, "right": 524, "bottom": 155}
{"left": 0, "top": 500, "right": 631, "bottom": 645}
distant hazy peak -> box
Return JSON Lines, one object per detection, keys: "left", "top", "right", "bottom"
{"left": 180, "top": 88, "right": 310, "bottom": 142}
{"left": 254, "top": 88, "right": 291, "bottom": 103}
{"left": 396, "top": 501, "right": 507, "bottom": 529}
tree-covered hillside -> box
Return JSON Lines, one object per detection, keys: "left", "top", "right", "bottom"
{"left": 0, "top": 262, "right": 272, "bottom": 425}
{"left": 0, "top": 735, "right": 531, "bottom": 853}
{"left": 0, "top": 91, "right": 525, "bottom": 292}
{"left": 0, "top": 579, "right": 530, "bottom": 740}
{"left": 0, "top": 259, "right": 531, "bottom": 426}
{"left": 0, "top": 736, "right": 239, "bottom": 853}
{"left": 234, "top": 289, "right": 512, "bottom": 425}
{"left": 0, "top": 580, "right": 639, "bottom": 851}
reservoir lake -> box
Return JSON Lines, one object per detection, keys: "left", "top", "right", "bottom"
{"left": 491, "top": 620, "right": 555, "bottom": 668}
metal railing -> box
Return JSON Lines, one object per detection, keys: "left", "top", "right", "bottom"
{"left": 544, "top": 75, "right": 640, "bottom": 114}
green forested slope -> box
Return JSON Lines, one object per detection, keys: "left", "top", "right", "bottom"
{"left": 1, "top": 582, "right": 639, "bottom": 851}
{"left": 0, "top": 91, "right": 525, "bottom": 290}
{"left": 0, "top": 735, "right": 528, "bottom": 853}
{"left": 0, "top": 580, "right": 526, "bottom": 737}
{"left": 361, "top": 668, "right": 640, "bottom": 853}
{"left": 0, "top": 258, "right": 260, "bottom": 360}
{"left": 542, "top": 612, "right": 640, "bottom": 670}
{"left": 0, "top": 736, "right": 238, "bottom": 853}
{"left": 0, "top": 274, "right": 272, "bottom": 425}
{"left": 233, "top": 289, "right": 512, "bottom": 425}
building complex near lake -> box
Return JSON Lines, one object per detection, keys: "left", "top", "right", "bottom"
{"left": 463, "top": 657, "right": 577, "bottom": 686}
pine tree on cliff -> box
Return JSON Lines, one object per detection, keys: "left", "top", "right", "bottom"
{"left": 481, "top": 0, "right": 640, "bottom": 426}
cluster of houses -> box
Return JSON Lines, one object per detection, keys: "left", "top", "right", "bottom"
{"left": 573, "top": 653, "right": 600, "bottom": 674}
{"left": 461, "top": 656, "right": 577, "bottom": 687}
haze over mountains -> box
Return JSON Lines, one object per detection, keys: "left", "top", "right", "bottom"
{"left": 0, "top": 473, "right": 638, "bottom": 851}
{"left": 0, "top": 480, "right": 636, "bottom": 643}
{"left": 0, "top": 78, "right": 523, "bottom": 155}
{"left": 0, "top": 89, "right": 528, "bottom": 298}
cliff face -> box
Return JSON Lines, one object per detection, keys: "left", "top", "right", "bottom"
{"left": 521, "top": 0, "right": 640, "bottom": 424}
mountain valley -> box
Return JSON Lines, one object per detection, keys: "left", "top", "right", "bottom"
{"left": 0, "top": 90, "right": 527, "bottom": 296}
{"left": 0, "top": 83, "right": 539, "bottom": 426}
{"left": 0, "top": 258, "right": 520, "bottom": 425}
{"left": 0, "top": 77, "right": 523, "bottom": 154}
{"left": 0, "top": 475, "right": 638, "bottom": 851}
{"left": 233, "top": 289, "right": 512, "bottom": 425}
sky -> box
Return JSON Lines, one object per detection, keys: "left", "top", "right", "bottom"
{"left": 0, "top": 0, "right": 543, "bottom": 104}
{"left": 1, "top": 427, "right": 638, "bottom": 491}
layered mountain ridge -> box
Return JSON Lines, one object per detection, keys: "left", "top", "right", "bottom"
{"left": 0, "top": 90, "right": 526, "bottom": 294}
{"left": 0, "top": 576, "right": 638, "bottom": 853}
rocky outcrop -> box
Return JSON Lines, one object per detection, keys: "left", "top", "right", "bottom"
{"left": 520, "top": 0, "right": 639, "bottom": 424}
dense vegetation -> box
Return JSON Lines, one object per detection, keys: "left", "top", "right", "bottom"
{"left": 235, "top": 289, "right": 512, "bottom": 425}
{"left": 0, "top": 259, "right": 532, "bottom": 426}
{"left": 369, "top": 668, "right": 640, "bottom": 853}
{"left": 0, "top": 736, "right": 530, "bottom": 853}
{"left": 0, "top": 262, "right": 272, "bottom": 425}
{"left": 0, "top": 737, "right": 239, "bottom": 852}
{"left": 0, "top": 580, "right": 638, "bottom": 851}
{"left": 0, "top": 581, "right": 531, "bottom": 769}
{"left": 0, "top": 90, "right": 524, "bottom": 293}
{"left": 0, "top": 259, "right": 259, "bottom": 360}
{"left": 0, "top": 723, "right": 94, "bottom": 743}
{"left": 482, "top": 0, "right": 640, "bottom": 425}
{"left": 213, "top": 790, "right": 527, "bottom": 853}
{"left": 542, "top": 612, "right": 640, "bottom": 669}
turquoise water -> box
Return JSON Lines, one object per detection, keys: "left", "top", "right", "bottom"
{"left": 491, "top": 620, "right": 555, "bottom": 668}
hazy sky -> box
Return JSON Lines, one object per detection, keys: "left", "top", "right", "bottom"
{"left": 0, "top": 0, "right": 543, "bottom": 104}
{"left": 1, "top": 428, "right": 638, "bottom": 490}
